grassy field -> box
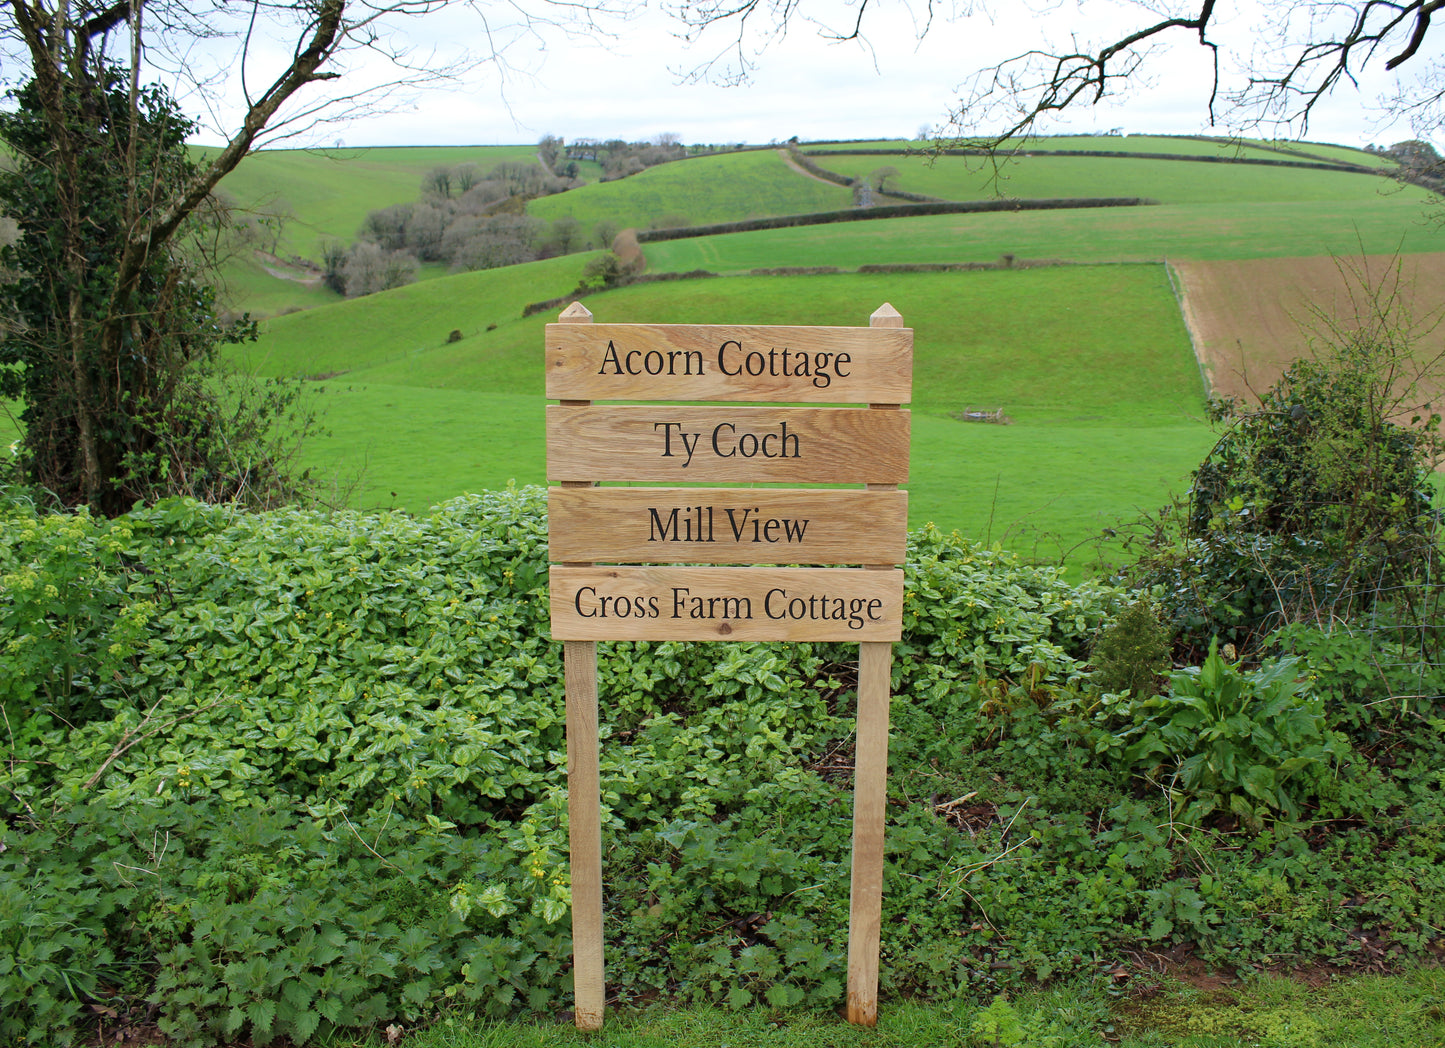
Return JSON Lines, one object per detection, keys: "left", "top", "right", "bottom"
{"left": 239, "top": 253, "right": 592, "bottom": 380}
{"left": 218, "top": 252, "right": 337, "bottom": 318}
{"left": 210, "top": 143, "right": 545, "bottom": 257}
{"left": 207, "top": 134, "right": 1411, "bottom": 320}
{"left": 526, "top": 148, "right": 852, "bottom": 231}
{"left": 642, "top": 194, "right": 1445, "bottom": 272}
{"left": 250, "top": 264, "right": 1203, "bottom": 416}
{"left": 247, "top": 264, "right": 1210, "bottom": 568}
{"left": 124, "top": 133, "right": 1445, "bottom": 567}
{"left": 813, "top": 133, "right": 1391, "bottom": 165}
{"left": 822, "top": 153, "right": 1392, "bottom": 204}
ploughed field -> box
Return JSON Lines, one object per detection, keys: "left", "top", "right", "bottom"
{"left": 1172, "top": 252, "right": 1445, "bottom": 416}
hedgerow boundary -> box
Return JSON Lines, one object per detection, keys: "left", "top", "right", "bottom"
{"left": 633, "top": 195, "right": 1155, "bottom": 244}
{"left": 519, "top": 259, "right": 1078, "bottom": 316}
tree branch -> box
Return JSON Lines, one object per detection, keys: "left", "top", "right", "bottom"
{"left": 943, "top": 2, "right": 1219, "bottom": 148}
{"left": 117, "top": 0, "right": 345, "bottom": 290}
{"left": 1386, "top": 0, "right": 1445, "bottom": 68}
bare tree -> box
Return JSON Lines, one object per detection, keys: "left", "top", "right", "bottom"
{"left": 548, "top": 214, "right": 583, "bottom": 254}
{"left": 360, "top": 203, "right": 414, "bottom": 251}
{"left": 423, "top": 165, "right": 454, "bottom": 199}
{"left": 341, "top": 241, "right": 419, "bottom": 296}
{"left": 671, "top": 1, "right": 1445, "bottom": 144}
{"left": 946, "top": 1, "right": 1379, "bottom": 143}
{"left": 453, "top": 162, "right": 483, "bottom": 193}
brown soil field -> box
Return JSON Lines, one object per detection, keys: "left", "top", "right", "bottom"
{"left": 1171, "top": 253, "right": 1445, "bottom": 415}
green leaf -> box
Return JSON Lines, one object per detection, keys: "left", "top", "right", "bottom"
{"left": 290, "top": 1007, "right": 321, "bottom": 1043}
{"left": 247, "top": 998, "right": 277, "bottom": 1037}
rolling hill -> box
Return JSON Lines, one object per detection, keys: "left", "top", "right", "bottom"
{"left": 20, "top": 131, "right": 1436, "bottom": 568}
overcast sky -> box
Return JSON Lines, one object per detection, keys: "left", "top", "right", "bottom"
{"left": 179, "top": 0, "right": 1434, "bottom": 151}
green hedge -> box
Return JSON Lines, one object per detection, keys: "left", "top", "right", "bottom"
{"left": 633, "top": 197, "right": 1154, "bottom": 243}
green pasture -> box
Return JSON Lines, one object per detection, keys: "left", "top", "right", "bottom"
{"left": 815, "top": 134, "right": 1389, "bottom": 166}
{"left": 304, "top": 378, "right": 1211, "bottom": 570}
{"left": 238, "top": 253, "right": 591, "bottom": 379}
{"left": 822, "top": 152, "right": 1392, "bottom": 204}
{"left": 642, "top": 194, "right": 1445, "bottom": 273}
{"left": 1266, "top": 140, "right": 1399, "bottom": 168}
{"left": 249, "top": 265, "right": 1212, "bottom": 567}
{"left": 526, "top": 148, "right": 852, "bottom": 231}
{"left": 207, "top": 134, "right": 1411, "bottom": 322}
{"left": 218, "top": 252, "right": 338, "bottom": 318}
{"left": 1033, "top": 135, "right": 1388, "bottom": 166}
{"left": 211, "top": 143, "right": 545, "bottom": 258}
{"left": 251, "top": 265, "right": 1202, "bottom": 421}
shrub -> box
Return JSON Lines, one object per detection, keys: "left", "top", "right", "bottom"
{"left": 577, "top": 251, "right": 628, "bottom": 290}
{"left": 339, "top": 242, "right": 419, "bottom": 297}
{"left": 1095, "top": 639, "right": 1340, "bottom": 827}
{"left": 4, "top": 494, "right": 1443, "bottom": 1044}
{"left": 1124, "top": 268, "right": 1443, "bottom": 654}
{"left": 1090, "top": 599, "right": 1172, "bottom": 698}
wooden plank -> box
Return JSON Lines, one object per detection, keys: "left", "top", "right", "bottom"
{"left": 547, "top": 487, "right": 908, "bottom": 565}
{"left": 564, "top": 640, "right": 605, "bottom": 1031}
{"left": 550, "top": 566, "right": 904, "bottom": 641}
{"left": 546, "top": 405, "right": 910, "bottom": 484}
{"left": 846, "top": 641, "right": 892, "bottom": 1027}
{"left": 546, "top": 323, "right": 913, "bottom": 403}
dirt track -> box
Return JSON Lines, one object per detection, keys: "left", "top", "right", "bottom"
{"left": 1171, "top": 253, "right": 1445, "bottom": 412}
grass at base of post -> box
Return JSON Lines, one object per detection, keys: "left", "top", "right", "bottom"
{"left": 359, "top": 966, "right": 1445, "bottom": 1048}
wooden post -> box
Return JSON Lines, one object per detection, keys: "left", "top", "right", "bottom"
{"left": 557, "top": 301, "right": 605, "bottom": 1032}
{"left": 846, "top": 303, "right": 903, "bottom": 1027}
{"left": 564, "top": 639, "right": 603, "bottom": 1031}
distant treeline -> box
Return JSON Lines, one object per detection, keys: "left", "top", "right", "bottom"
{"left": 550, "top": 134, "right": 756, "bottom": 180}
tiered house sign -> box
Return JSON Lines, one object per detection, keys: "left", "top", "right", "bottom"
{"left": 546, "top": 302, "right": 912, "bottom": 1030}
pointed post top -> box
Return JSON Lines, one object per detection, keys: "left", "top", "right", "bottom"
{"left": 560, "top": 301, "right": 594, "bottom": 323}
{"left": 870, "top": 303, "right": 903, "bottom": 328}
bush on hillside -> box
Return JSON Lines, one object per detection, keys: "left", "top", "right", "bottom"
{"left": 337, "top": 159, "right": 572, "bottom": 286}
{"left": 337, "top": 241, "right": 420, "bottom": 297}
{"left": 1122, "top": 272, "right": 1444, "bottom": 656}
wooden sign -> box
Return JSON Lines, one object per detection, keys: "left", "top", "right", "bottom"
{"left": 551, "top": 566, "right": 904, "bottom": 641}
{"left": 546, "top": 322, "right": 913, "bottom": 403}
{"left": 547, "top": 303, "right": 911, "bottom": 1033}
{"left": 546, "top": 405, "right": 910, "bottom": 484}
{"left": 547, "top": 488, "right": 908, "bottom": 565}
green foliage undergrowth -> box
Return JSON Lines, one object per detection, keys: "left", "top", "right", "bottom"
{"left": 2, "top": 491, "right": 1442, "bottom": 1046}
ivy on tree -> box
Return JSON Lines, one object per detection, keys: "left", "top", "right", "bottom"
{"left": 0, "top": 0, "right": 491, "bottom": 513}
{"left": 0, "top": 72, "right": 315, "bottom": 512}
